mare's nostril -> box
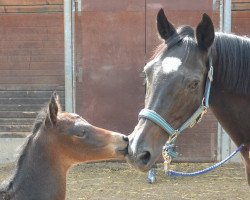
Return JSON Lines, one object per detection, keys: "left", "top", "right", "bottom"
{"left": 138, "top": 151, "right": 151, "bottom": 165}
{"left": 123, "top": 136, "right": 129, "bottom": 142}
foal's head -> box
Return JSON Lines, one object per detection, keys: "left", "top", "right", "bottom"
{"left": 35, "top": 92, "right": 128, "bottom": 166}
{"left": 127, "top": 9, "right": 215, "bottom": 171}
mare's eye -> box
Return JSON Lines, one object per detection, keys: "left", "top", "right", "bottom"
{"left": 188, "top": 80, "right": 200, "bottom": 90}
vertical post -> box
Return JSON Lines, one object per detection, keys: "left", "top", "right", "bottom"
{"left": 222, "top": 0, "right": 233, "bottom": 160}
{"left": 218, "top": 0, "right": 232, "bottom": 161}
{"left": 218, "top": 0, "right": 240, "bottom": 162}
{"left": 72, "top": 0, "right": 76, "bottom": 113}
{"left": 64, "top": 0, "right": 74, "bottom": 112}
{"left": 221, "top": 0, "right": 235, "bottom": 159}
{"left": 219, "top": 0, "right": 224, "bottom": 31}
{"left": 224, "top": 0, "right": 231, "bottom": 33}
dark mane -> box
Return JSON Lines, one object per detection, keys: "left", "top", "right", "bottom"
{"left": 15, "top": 104, "right": 50, "bottom": 178}
{"left": 32, "top": 105, "right": 49, "bottom": 134}
{"left": 213, "top": 33, "right": 250, "bottom": 95}
{"left": 0, "top": 104, "right": 49, "bottom": 195}
{"left": 0, "top": 135, "right": 34, "bottom": 195}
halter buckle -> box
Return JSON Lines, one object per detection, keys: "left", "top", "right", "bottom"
{"left": 196, "top": 107, "right": 208, "bottom": 124}
{"left": 168, "top": 131, "right": 179, "bottom": 144}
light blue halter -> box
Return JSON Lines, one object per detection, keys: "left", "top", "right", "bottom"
{"left": 138, "top": 62, "right": 213, "bottom": 142}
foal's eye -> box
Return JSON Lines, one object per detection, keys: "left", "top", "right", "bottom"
{"left": 75, "top": 129, "right": 87, "bottom": 138}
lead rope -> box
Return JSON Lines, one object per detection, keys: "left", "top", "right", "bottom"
{"left": 147, "top": 143, "right": 244, "bottom": 183}
{"left": 166, "top": 144, "right": 244, "bottom": 177}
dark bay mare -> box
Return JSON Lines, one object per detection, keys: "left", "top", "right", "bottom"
{"left": 0, "top": 92, "right": 128, "bottom": 200}
{"left": 126, "top": 9, "right": 250, "bottom": 185}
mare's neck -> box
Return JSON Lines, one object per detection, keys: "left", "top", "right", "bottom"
{"left": 210, "top": 87, "right": 250, "bottom": 144}
{"left": 210, "top": 35, "right": 250, "bottom": 145}
{"left": 7, "top": 135, "right": 69, "bottom": 200}
{"left": 209, "top": 67, "right": 250, "bottom": 146}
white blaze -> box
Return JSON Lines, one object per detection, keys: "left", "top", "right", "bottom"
{"left": 162, "top": 57, "right": 182, "bottom": 73}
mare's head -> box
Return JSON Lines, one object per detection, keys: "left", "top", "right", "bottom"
{"left": 34, "top": 92, "right": 128, "bottom": 166}
{"left": 127, "top": 9, "right": 215, "bottom": 171}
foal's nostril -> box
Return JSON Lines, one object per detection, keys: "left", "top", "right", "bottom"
{"left": 123, "top": 136, "right": 129, "bottom": 142}
{"left": 138, "top": 151, "right": 151, "bottom": 165}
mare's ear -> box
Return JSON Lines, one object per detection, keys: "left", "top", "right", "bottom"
{"left": 45, "top": 92, "right": 61, "bottom": 127}
{"left": 157, "top": 8, "right": 176, "bottom": 40}
{"left": 196, "top": 13, "right": 215, "bottom": 51}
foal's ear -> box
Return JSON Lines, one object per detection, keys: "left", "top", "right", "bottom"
{"left": 196, "top": 13, "right": 215, "bottom": 51}
{"left": 157, "top": 8, "right": 176, "bottom": 40}
{"left": 45, "top": 92, "right": 61, "bottom": 127}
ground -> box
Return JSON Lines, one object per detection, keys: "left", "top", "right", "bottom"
{"left": 0, "top": 162, "right": 249, "bottom": 200}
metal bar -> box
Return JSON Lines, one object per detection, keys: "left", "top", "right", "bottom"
{"left": 219, "top": 0, "right": 224, "bottom": 31}
{"left": 224, "top": 0, "right": 232, "bottom": 33}
{"left": 75, "top": 0, "right": 82, "bottom": 13}
{"left": 64, "top": 0, "right": 74, "bottom": 112}
{"left": 218, "top": 0, "right": 241, "bottom": 162}
{"left": 222, "top": 0, "right": 235, "bottom": 162}
{"left": 72, "top": 0, "right": 76, "bottom": 113}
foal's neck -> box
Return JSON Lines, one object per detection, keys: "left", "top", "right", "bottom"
{"left": 6, "top": 134, "right": 69, "bottom": 200}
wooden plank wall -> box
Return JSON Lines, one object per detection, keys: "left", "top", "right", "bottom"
{"left": 214, "top": 0, "right": 250, "bottom": 35}
{"left": 232, "top": 0, "right": 250, "bottom": 35}
{"left": 232, "top": 0, "right": 250, "bottom": 11}
{"left": 0, "top": 0, "right": 63, "bottom": 13}
{"left": 0, "top": 0, "right": 64, "bottom": 137}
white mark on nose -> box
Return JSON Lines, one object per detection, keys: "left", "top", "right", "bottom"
{"left": 129, "top": 130, "right": 143, "bottom": 155}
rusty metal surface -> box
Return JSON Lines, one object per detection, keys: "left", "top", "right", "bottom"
{"left": 146, "top": 0, "right": 213, "bottom": 11}
{"left": 75, "top": 1, "right": 145, "bottom": 134}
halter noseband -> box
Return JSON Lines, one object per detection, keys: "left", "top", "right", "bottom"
{"left": 138, "top": 30, "right": 214, "bottom": 142}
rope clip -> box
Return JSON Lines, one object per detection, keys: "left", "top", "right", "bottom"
{"left": 163, "top": 153, "right": 172, "bottom": 173}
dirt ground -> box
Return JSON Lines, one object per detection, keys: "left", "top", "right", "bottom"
{"left": 0, "top": 162, "right": 249, "bottom": 200}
